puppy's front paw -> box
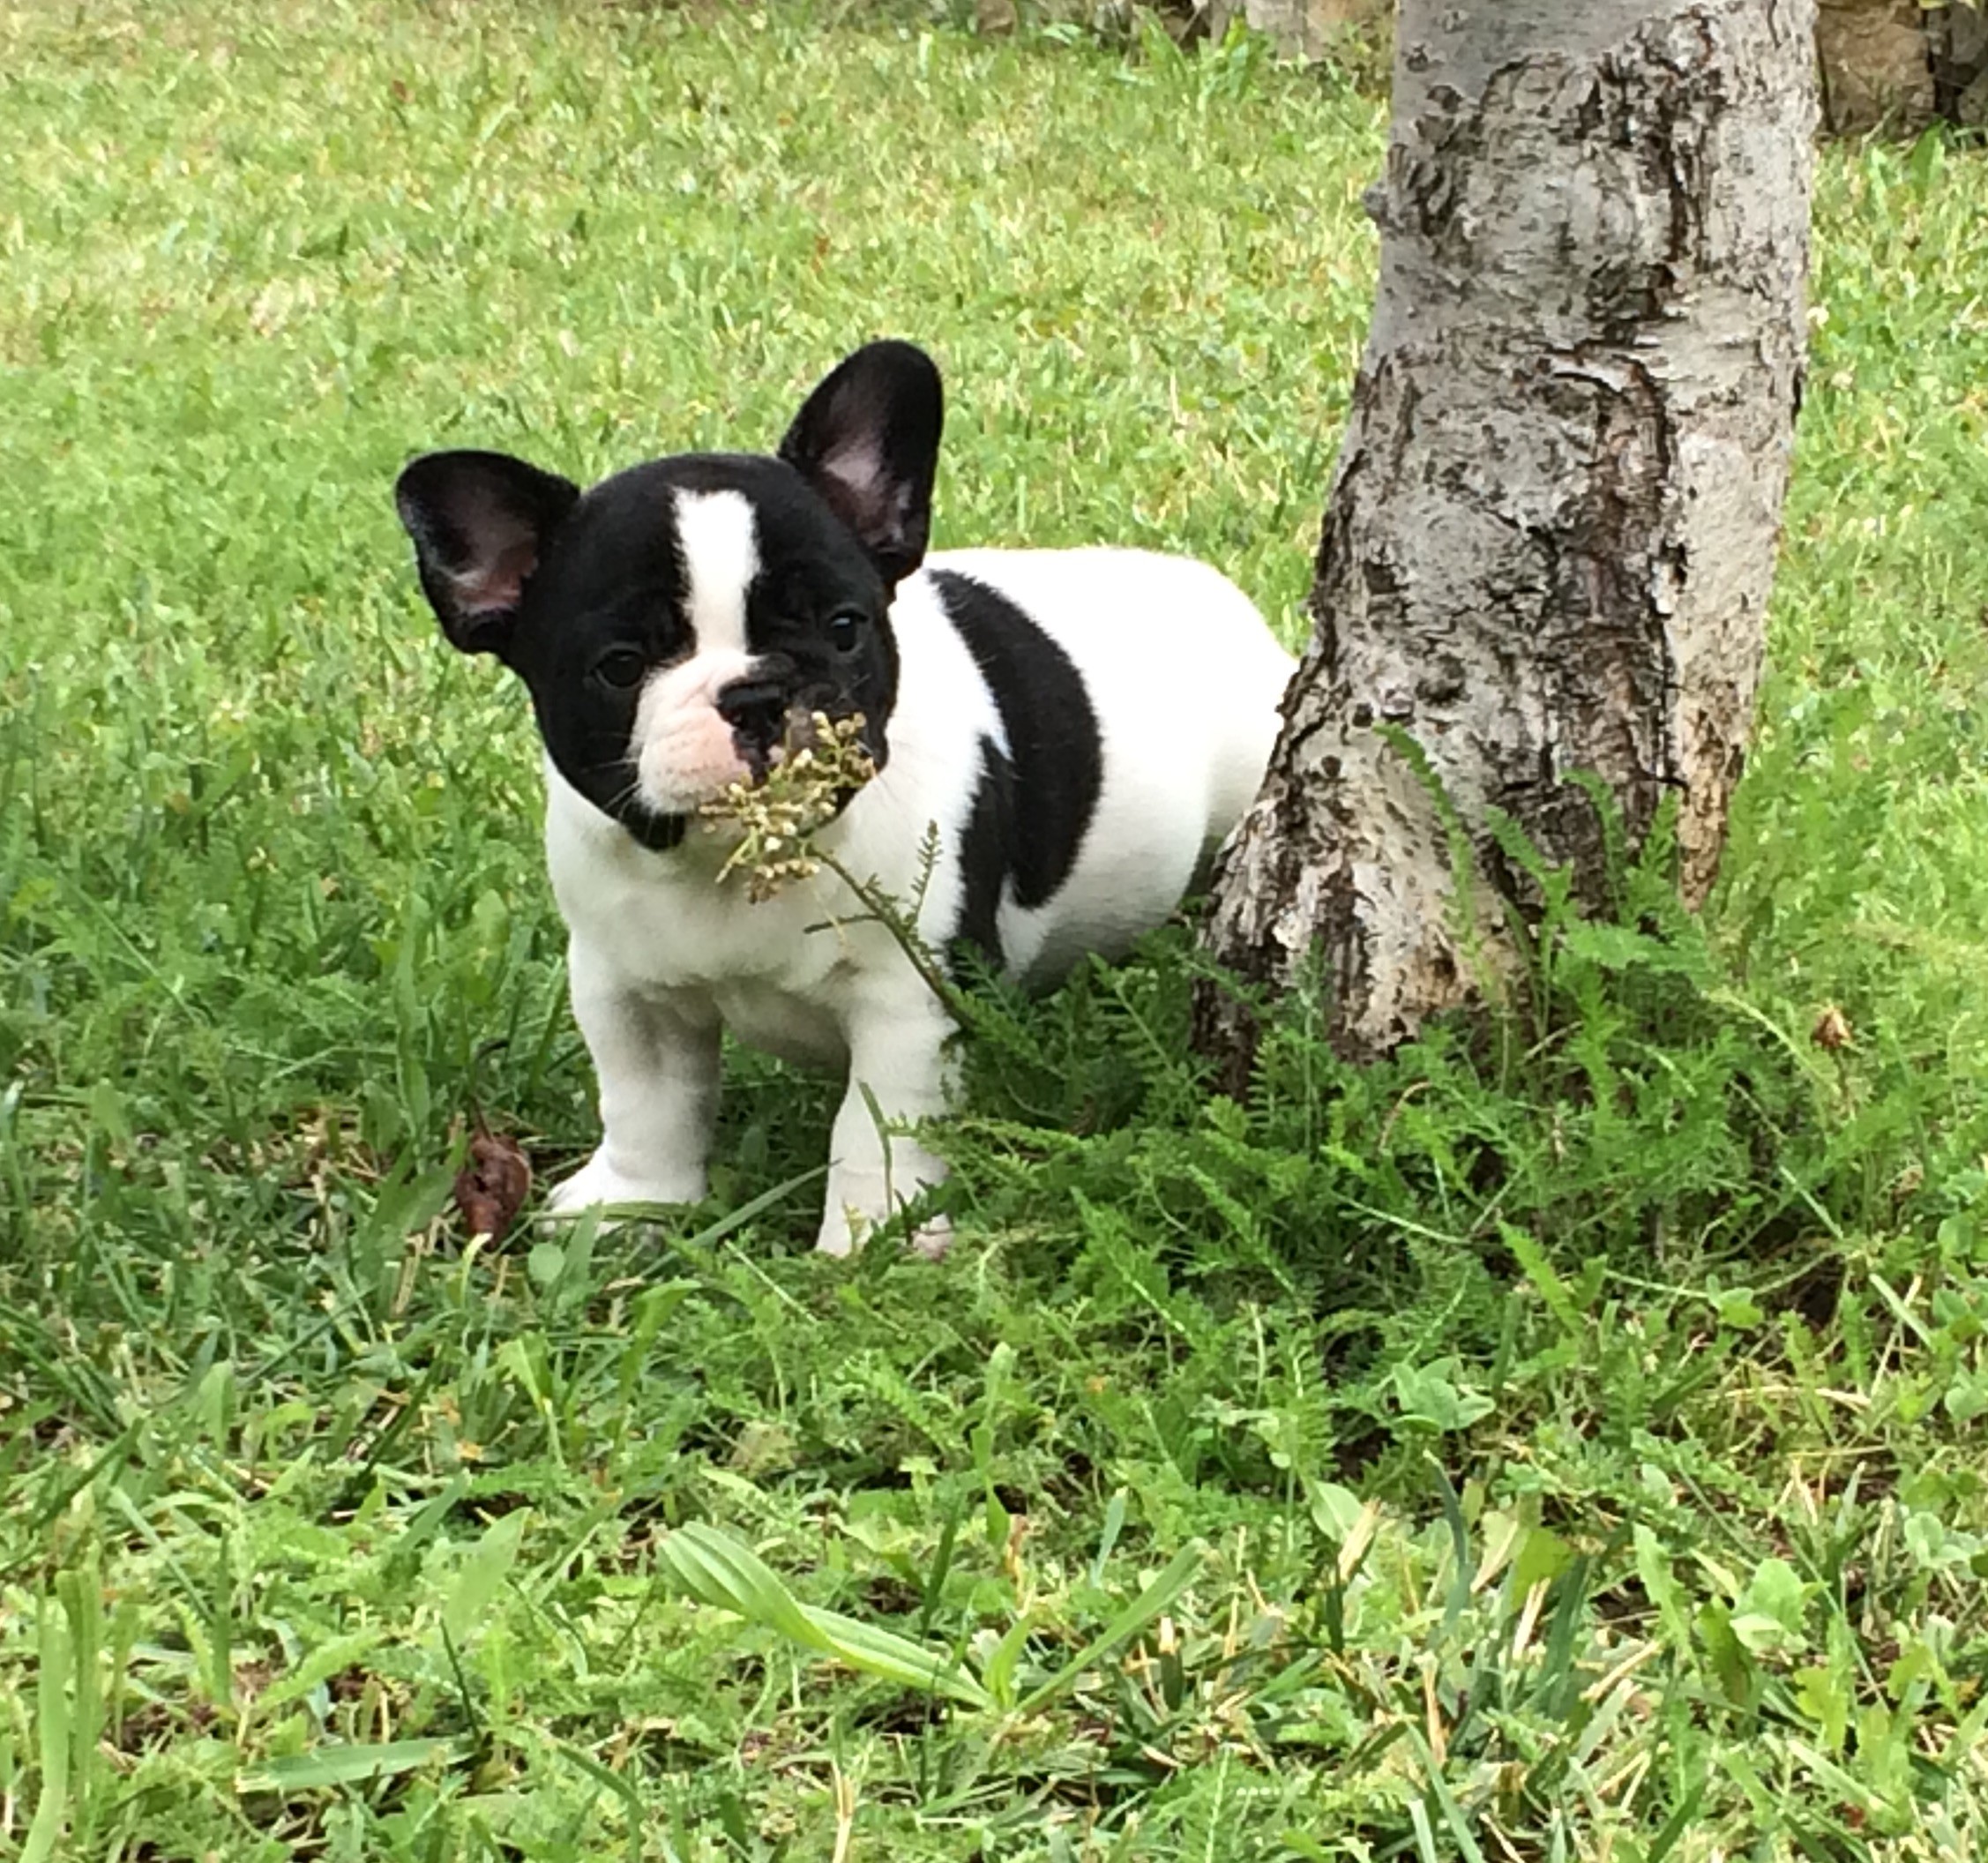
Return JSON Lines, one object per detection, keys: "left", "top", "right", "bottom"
{"left": 544, "top": 1151, "right": 706, "bottom": 1219}
{"left": 813, "top": 1201, "right": 953, "bottom": 1261}
{"left": 813, "top": 1200, "right": 866, "bottom": 1260}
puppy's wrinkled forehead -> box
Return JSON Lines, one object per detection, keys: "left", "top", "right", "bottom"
{"left": 527, "top": 454, "right": 886, "bottom": 647}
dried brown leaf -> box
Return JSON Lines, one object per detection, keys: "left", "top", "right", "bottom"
{"left": 1812, "top": 1005, "right": 1854, "bottom": 1051}
{"left": 455, "top": 1127, "right": 532, "bottom": 1242}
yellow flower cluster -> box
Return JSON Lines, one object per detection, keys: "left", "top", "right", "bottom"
{"left": 697, "top": 711, "right": 878, "bottom": 902}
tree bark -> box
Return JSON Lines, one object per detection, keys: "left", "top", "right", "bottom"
{"left": 1196, "top": 0, "right": 1816, "bottom": 1087}
{"left": 1815, "top": 0, "right": 1935, "bottom": 133}
{"left": 1932, "top": 4, "right": 1988, "bottom": 128}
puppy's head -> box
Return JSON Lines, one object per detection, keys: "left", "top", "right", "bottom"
{"left": 394, "top": 340, "right": 942, "bottom": 851}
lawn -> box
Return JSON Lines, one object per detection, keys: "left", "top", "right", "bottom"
{"left": 4, "top": 3, "right": 1988, "bottom": 1857}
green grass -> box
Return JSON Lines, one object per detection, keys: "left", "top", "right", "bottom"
{"left": 4, "top": 3, "right": 1988, "bottom": 1856}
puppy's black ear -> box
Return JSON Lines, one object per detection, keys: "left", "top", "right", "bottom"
{"left": 394, "top": 451, "right": 580, "bottom": 655}
{"left": 779, "top": 340, "right": 943, "bottom": 588}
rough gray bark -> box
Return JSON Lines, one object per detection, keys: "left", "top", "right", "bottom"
{"left": 1197, "top": 0, "right": 1816, "bottom": 1084}
{"left": 1816, "top": 0, "right": 1935, "bottom": 133}
{"left": 1932, "top": 4, "right": 1988, "bottom": 127}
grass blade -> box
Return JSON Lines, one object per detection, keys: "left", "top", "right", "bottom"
{"left": 21, "top": 1599, "right": 71, "bottom": 1863}
{"left": 1405, "top": 1724, "right": 1487, "bottom": 1863}
{"left": 656, "top": 1523, "right": 990, "bottom": 1708}
{"left": 1012, "top": 1539, "right": 1206, "bottom": 1718}
{"left": 57, "top": 1562, "right": 103, "bottom": 1848}
{"left": 236, "top": 1735, "right": 480, "bottom": 1795}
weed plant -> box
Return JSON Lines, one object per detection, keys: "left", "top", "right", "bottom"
{"left": 3, "top": 4, "right": 1987, "bottom": 1858}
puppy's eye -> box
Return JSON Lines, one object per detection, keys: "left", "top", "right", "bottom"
{"left": 827, "top": 610, "right": 866, "bottom": 655}
{"left": 594, "top": 648, "right": 647, "bottom": 690}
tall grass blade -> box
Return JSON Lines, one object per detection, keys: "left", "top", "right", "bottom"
{"left": 1012, "top": 1540, "right": 1206, "bottom": 1717}
{"left": 21, "top": 1601, "right": 72, "bottom": 1863}
{"left": 236, "top": 1736, "right": 480, "bottom": 1794}
{"left": 655, "top": 1522, "right": 990, "bottom": 1708}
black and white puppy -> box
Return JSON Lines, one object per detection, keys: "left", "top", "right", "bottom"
{"left": 395, "top": 342, "right": 1293, "bottom": 1254}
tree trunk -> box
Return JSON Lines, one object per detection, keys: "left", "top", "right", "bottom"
{"left": 1815, "top": 0, "right": 1935, "bottom": 133}
{"left": 1196, "top": 0, "right": 1817, "bottom": 1087}
{"left": 1932, "top": 4, "right": 1988, "bottom": 128}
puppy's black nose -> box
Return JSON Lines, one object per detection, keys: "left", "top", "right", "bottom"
{"left": 717, "top": 678, "right": 788, "bottom": 746}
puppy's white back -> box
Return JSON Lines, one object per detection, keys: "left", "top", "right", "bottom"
{"left": 883, "top": 547, "right": 1293, "bottom": 985}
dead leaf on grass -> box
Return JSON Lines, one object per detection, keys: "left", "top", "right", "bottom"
{"left": 454, "top": 1126, "right": 532, "bottom": 1242}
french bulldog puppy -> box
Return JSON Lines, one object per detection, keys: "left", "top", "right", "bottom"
{"left": 395, "top": 341, "right": 1293, "bottom": 1255}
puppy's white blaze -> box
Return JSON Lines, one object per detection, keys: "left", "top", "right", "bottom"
{"left": 672, "top": 488, "right": 758, "bottom": 654}
{"left": 625, "top": 489, "right": 765, "bottom": 816}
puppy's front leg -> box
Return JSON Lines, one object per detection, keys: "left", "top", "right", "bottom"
{"left": 818, "top": 987, "right": 958, "bottom": 1258}
{"left": 547, "top": 944, "right": 721, "bottom": 1215}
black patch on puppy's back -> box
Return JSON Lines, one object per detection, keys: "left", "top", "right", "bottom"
{"left": 932, "top": 569, "right": 1102, "bottom": 912}
{"left": 953, "top": 736, "right": 1016, "bottom": 968}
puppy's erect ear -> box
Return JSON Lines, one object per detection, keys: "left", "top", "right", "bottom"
{"left": 394, "top": 451, "right": 581, "bottom": 655}
{"left": 778, "top": 340, "right": 943, "bottom": 588}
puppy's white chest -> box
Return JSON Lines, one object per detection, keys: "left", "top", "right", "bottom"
{"left": 706, "top": 982, "right": 847, "bottom": 1069}
{"left": 546, "top": 776, "right": 863, "bottom": 1066}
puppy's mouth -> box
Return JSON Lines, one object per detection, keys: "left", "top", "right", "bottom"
{"left": 744, "top": 705, "right": 876, "bottom": 784}
{"left": 690, "top": 704, "right": 882, "bottom": 894}
{"left": 625, "top": 672, "right": 885, "bottom": 834}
